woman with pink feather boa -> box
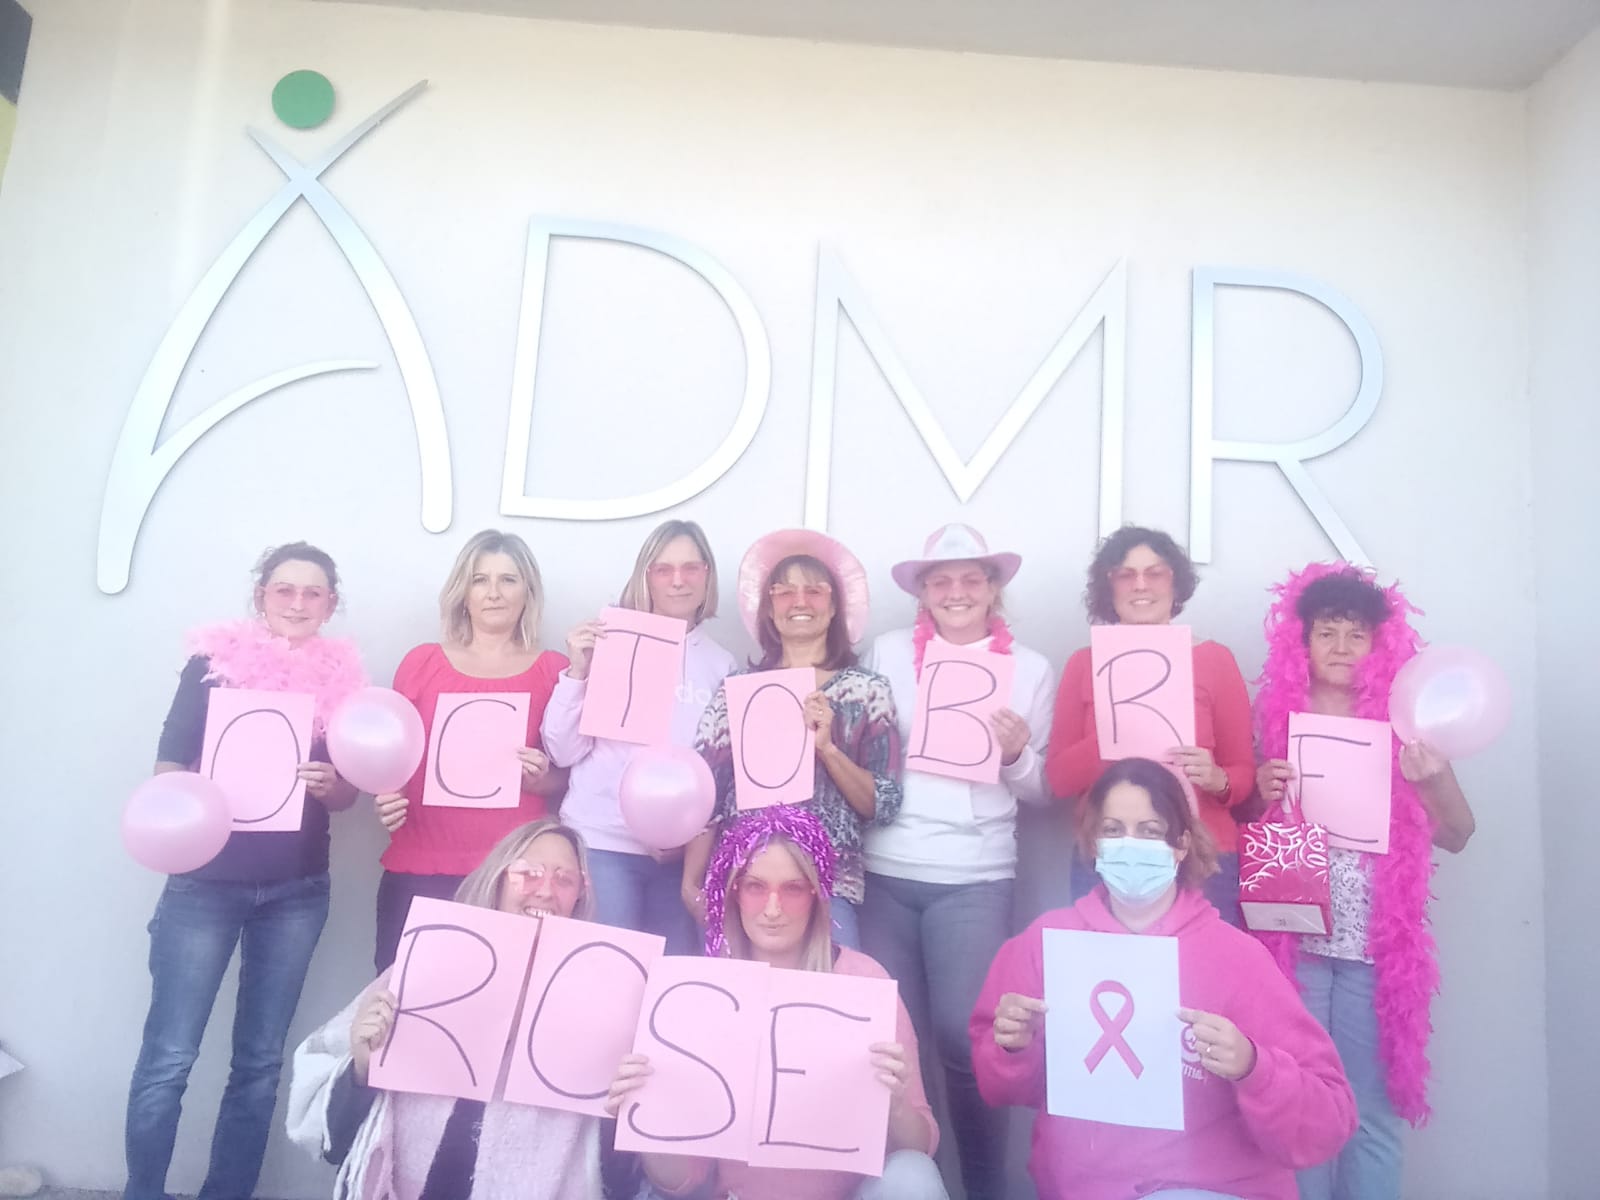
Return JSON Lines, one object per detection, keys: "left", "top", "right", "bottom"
{"left": 1251, "top": 565, "right": 1475, "bottom": 1200}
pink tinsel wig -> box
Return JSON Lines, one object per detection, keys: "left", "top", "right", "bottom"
{"left": 1253, "top": 562, "right": 1437, "bottom": 1125}
{"left": 702, "top": 806, "right": 835, "bottom": 959}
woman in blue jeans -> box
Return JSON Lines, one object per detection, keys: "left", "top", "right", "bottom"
{"left": 1251, "top": 564, "right": 1475, "bottom": 1200}
{"left": 122, "top": 542, "right": 366, "bottom": 1200}
{"left": 859, "top": 524, "right": 1056, "bottom": 1200}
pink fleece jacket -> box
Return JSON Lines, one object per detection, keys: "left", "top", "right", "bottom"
{"left": 970, "top": 887, "right": 1355, "bottom": 1200}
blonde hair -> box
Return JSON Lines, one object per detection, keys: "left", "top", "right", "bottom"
{"left": 439, "top": 530, "right": 544, "bottom": 648}
{"left": 454, "top": 818, "right": 596, "bottom": 921}
{"left": 616, "top": 519, "right": 719, "bottom": 624}
{"left": 721, "top": 836, "right": 834, "bottom": 973}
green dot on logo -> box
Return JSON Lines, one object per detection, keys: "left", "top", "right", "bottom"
{"left": 272, "top": 70, "right": 335, "bottom": 130}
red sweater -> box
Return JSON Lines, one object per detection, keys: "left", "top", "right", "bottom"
{"left": 379, "top": 642, "right": 567, "bottom": 877}
{"left": 970, "top": 888, "right": 1355, "bottom": 1200}
{"left": 1045, "top": 639, "right": 1254, "bottom": 852}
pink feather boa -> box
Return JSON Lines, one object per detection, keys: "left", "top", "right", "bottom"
{"left": 1252, "top": 562, "right": 1437, "bottom": 1126}
{"left": 186, "top": 620, "right": 367, "bottom": 736}
{"left": 911, "top": 608, "right": 1013, "bottom": 676}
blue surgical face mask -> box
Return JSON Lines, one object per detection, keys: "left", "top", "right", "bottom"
{"left": 1095, "top": 836, "right": 1178, "bottom": 905}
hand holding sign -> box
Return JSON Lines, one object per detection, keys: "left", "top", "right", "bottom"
{"left": 1043, "top": 928, "right": 1183, "bottom": 1131}
{"left": 906, "top": 641, "right": 1017, "bottom": 784}
{"left": 1178, "top": 1008, "right": 1255, "bottom": 1081}
{"left": 579, "top": 608, "right": 688, "bottom": 746}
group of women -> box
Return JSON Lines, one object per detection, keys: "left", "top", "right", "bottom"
{"left": 119, "top": 518, "right": 1477, "bottom": 1200}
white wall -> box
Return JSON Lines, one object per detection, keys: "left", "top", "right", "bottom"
{"left": 1529, "top": 24, "right": 1600, "bottom": 1200}
{"left": 0, "top": 0, "right": 1547, "bottom": 1195}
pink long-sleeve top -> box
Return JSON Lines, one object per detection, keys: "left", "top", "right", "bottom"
{"left": 653, "top": 947, "right": 938, "bottom": 1200}
{"left": 1045, "top": 639, "right": 1255, "bottom": 852}
{"left": 540, "top": 624, "right": 737, "bottom": 856}
{"left": 970, "top": 887, "right": 1355, "bottom": 1200}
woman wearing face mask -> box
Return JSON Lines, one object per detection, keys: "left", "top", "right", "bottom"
{"left": 287, "top": 819, "right": 601, "bottom": 1198}
{"left": 372, "top": 530, "right": 569, "bottom": 970}
{"left": 971, "top": 758, "right": 1355, "bottom": 1200}
{"left": 684, "top": 529, "right": 902, "bottom": 950}
{"left": 1252, "top": 565, "right": 1473, "bottom": 1200}
{"left": 541, "top": 520, "right": 735, "bottom": 954}
{"left": 608, "top": 806, "right": 948, "bottom": 1200}
{"left": 859, "top": 523, "right": 1054, "bottom": 1200}
{"left": 1046, "top": 526, "right": 1254, "bottom": 925}
{"left": 123, "top": 542, "right": 367, "bottom": 1200}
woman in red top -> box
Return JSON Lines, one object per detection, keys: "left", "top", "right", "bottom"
{"left": 1045, "top": 526, "right": 1254, "bottom": 926}
{"left": 371, "top": 529, "right": 568, "bottom": 968}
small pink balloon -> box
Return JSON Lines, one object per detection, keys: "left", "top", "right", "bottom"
{"left": 122, "top": 772, "right": 232, "bottom": 874}
{"left": 326, "top": 687, "right": 426, "bottom": 795}
{"left": 1390, "top": 645, "right": 1511, "bottom": 760}
{"left": 619, "top": 746, "right": 716, "bottom": 851}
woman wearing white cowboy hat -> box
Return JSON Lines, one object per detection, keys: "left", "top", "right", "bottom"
{"left": 682, "top": 528, "right": 902, "bottom": 949}
{"left": 859, "top": 523, "right": 1056, "bottom": 1200}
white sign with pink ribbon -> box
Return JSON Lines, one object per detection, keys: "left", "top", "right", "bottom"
{"left": 1042, "top": 928, "right": 1184, "bottom": 1131}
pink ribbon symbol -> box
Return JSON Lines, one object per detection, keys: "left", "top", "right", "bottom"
{"left": 1083, "top": 980, "right": 1143, "bottom": 1078}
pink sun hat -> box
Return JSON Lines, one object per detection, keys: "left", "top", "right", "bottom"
{"left": 737, "top": 529, "right": 871, "bottom": 645}
{"left": 890, "top": 523, "right": 1022, "bottom": 596}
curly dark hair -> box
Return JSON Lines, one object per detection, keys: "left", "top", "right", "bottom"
{"left": 1083, "top": 526, "right": 1198, "bottom": 624}
{"left": 1295, "top": 571, "right": 1390, "bottom": 640}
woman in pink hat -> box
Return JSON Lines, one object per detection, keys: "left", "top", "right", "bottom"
{"left": 682, "top": 529, "right": 902, "bottom": 948}
{"left": 858, "top": 523, "right": 1056, "bottom": 1200}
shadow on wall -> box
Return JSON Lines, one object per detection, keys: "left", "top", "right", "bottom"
{"left": 0, "top": 0, "right": 29, "bottom": 191}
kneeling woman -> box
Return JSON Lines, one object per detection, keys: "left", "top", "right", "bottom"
{"left": 287, "top": 819, "right": 601, "bottom": 1199}
{"left": 609, "top": 807, "right": 949, "bottom": 1200}
{"left": 971, "top": 759, "right": 1356, "bottom": 1200}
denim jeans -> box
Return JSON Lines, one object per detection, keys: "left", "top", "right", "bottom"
{"left": 1070, "top": 850, "right": 1245, "bottom": 930}
{"left": 123, "top": 872, "right": 330, "bottom": 1200}
{"left": 1295, "top": 954, "right": 1403, "bottom": 1200}
{"left": 860, "top": 874, "right": 1012, "bottom": 1200}
{"left": 634, "top": 1148, "right": 948, "bottom": 1199}
{"left": 587, "top": 848, "right": 701, "bottom": 955}
{"left": 830, "top": 893, "right": 861, "bottom": 950}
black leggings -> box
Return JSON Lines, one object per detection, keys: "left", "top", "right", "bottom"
{"left": 373, "top": 869, "right": 466, "bottom": 972}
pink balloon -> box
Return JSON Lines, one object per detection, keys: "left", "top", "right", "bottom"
{"left": 122, "top": 772, "right": 232, "bottom": 874}
{"left": 619, "top": 746, "right": 716, "bottom": 851}
{"left": 326, "top": 687, "right": 426, "bottom": 795}
{"left": 1390, "top": 645, "right": 1511, "bottom": 760}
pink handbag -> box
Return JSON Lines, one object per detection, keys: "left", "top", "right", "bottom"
{"left": 1238, "top": 792, "right": 1332, "bottom": 935}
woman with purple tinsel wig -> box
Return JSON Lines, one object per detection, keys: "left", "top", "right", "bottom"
{"left": 1252, "top": 564, "right": 1475, "bottom": 1200}
{"left": 608, "top": 806, "right": 948, "bottom": 1200}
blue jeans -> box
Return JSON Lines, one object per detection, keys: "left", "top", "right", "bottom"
{"left": 860, "top": 874, "right": 1012, "bottom": 1200}
{"left": 1071, "top": 849, "right": 1245, "bottom": 930}
{"left": 830, "top": 893, "right": 861, "bottom": 950}
{"left": 635, "top": 1149, "right": 948, "bottom": 1199}
{"left": 123, "top": 873, "right": 330, "bottom": 1200}
{"left": 588, "top": 848, "right": 700, "bottom": 955}
{"left": 1295, "top": 955, "right": 1403, "bottom": 1200}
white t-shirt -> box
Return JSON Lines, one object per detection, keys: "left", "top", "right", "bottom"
{"left": 863, "top": 627, "right": 1056, "bottom": 885}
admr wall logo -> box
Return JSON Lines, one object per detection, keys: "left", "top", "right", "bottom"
{"left": 97, "top": 73, "right": 449, "bottom": 594}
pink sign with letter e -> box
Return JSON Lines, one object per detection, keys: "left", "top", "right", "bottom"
{"left": 1042, "top": 927, "right": 1183, "bottom": 1131}
{"left": 616, "top": 956, "right": 772, "bottom": 1162}
{"left": 1090, "top": 625, "right": 1197, "bottom": 760}
{"left": 422, "top": 692, "right": 530, "bottom": 809}
{"left": 579, "top": 607, "right": 687, "bottom": 747}
{"left": 368, "top": 897, "right": 539, "bottom": 1102}
{"left": 200, "top": 687, "right": 314, "bottom": 833}
{"left": 503, "top": 916, "right": 666, "bottom": 1117}
{"left": 905, "top": 641, "right": 1017, "bottom": 785}
{"left": 1288, "top": 712, "right": 1393, "bottom": 854}
{"left": 749, "top": 968, "right": 897, "bottom": 1176}
{"left": 725, "top": 668, "right": 816, "bottom": 810}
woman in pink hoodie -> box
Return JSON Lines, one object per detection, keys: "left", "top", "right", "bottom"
{"left": 970, "top": 757, "right": 1355, "bottom": 1200}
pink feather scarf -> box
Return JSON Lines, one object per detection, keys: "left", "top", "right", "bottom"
{"left": 1252, "top": 562, "right": 1436, "bottom": 1125}
{"left": 911, "top": 607, "right": 1013, "bottom": 675}
{"left": 186, "top": 620, "right": 367, "bottom": 736}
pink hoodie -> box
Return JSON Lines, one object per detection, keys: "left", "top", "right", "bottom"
{"left": 970, "top": 887, "right": 1355, "bottom": 1200}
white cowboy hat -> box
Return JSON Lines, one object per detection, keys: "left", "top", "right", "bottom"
{"left": 890, "top": 523, "right": 1022, "bottom": 596}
